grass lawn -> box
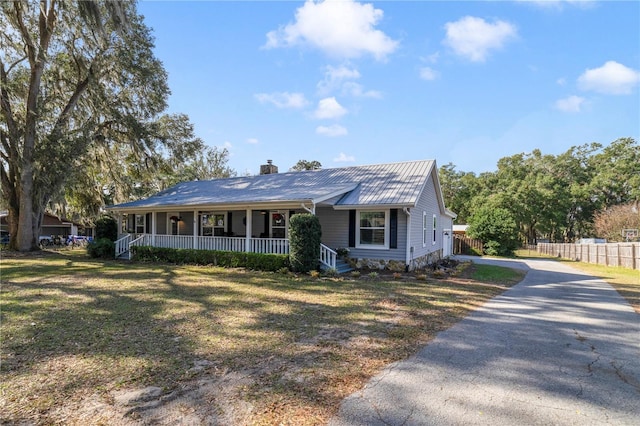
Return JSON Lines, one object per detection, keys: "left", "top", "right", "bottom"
{"left": 1, "top": 251, "right": 524, "bottom": 425}
{"left": 514, "top": 249, "right": 640, "bottom": 313}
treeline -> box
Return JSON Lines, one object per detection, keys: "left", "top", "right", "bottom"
{"left": 440, "top": 137, "right": 639, "bottom": 246}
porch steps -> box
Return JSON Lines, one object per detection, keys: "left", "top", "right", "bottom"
{"left": 334, "top": 259, "right": 354, "bottom": 274}
{"left": 116, "top": 250, "right": 130, "bottom": 260}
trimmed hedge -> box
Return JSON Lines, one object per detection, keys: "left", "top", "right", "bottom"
{"left": 131, "top": 245, "right": 289, "bottom": 271}
{"left": 289, "top": 213, "right": 321, "bottom": 273}
{"left": 87, "top": 238, "right": 116, "bottom": 259}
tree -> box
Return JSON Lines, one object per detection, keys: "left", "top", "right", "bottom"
{"left": 53, "top": 114, "right": 236, "bottom": 220}
{"left": 290, "top": 160, "right": 322, "bottom": 171}
{"left": 593, "top": 202, "right": 640, "bottom": 242}
{"left": 438, "top": 163, "right": 481, "bottom": 223}
{"left": 1, "top": 1, "right": 172, "bottom": 251}
{"left": 467, "top": 205, "right": 519, "bottom": 256}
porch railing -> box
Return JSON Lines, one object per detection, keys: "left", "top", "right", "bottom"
{"left": 320, "top": 244, "right": 337, "bottom": 270}
{"left": 120, "top": 234, "right": 333, "bottom": 266}
{"left": 122, "top": 234, "right": 289, "bottom": 256}
{"left": 115, "top": 234, "right": 131, "bottom": 258}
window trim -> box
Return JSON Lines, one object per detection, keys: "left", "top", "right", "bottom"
{"left": 432, "top": 214, "right": 437, "bottom": 245}
{"left": 201, "top": 212, "right": 226, "bottom": 237}
{"left": 356, "top": 209, "right": 390, "bottom": 250}
{"left": 423, "top": 211, "right": 428, "bottom": 247}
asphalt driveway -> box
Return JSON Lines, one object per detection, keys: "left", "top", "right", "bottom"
{"left": 330, "top": 257, "right": 640, "bottom": 425}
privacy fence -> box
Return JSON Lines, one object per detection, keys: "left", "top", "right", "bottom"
{"left": 453, "top": 234, "right": 483, "bottom": 255}
{"left": 537, "top": 242, "right": 640, "bottom": 270}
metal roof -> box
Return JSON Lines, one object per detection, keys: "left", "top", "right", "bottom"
{"left": 108, "top": 160, "right": 437, "bottom": 211}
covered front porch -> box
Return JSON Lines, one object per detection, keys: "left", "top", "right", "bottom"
{"left": 113, "top": 208, "right": 338, "bottom": 269}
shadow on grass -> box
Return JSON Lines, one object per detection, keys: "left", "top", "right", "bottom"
{"left": 0, "top": 251, "right": 523, "bottom": 424}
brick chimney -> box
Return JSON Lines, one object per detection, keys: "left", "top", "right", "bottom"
{"left": 260, "top": 159, "right": 278, "bottom": 175}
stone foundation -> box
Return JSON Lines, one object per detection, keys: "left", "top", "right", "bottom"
{"left": 349, "top": 249, "right": 444, "bottom": 272}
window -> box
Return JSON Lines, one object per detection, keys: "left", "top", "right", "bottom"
{"left": 357, "top": 211, "right": 388, "bottom": 248}
{"left": 135, "top": 214, "right": 145, "bottom": 235}
{"left": 271, "top": 212, "right": 286, "bottom": 238}
{"left": 432, "top": 214, "right": 437, "bottom": 245}
{"left": 423, "top": 211, "right": 428, "bottom": 246}
{"left": 202, "top": 213, "right": 225, "bottom": 236}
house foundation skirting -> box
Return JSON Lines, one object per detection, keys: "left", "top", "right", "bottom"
{"left": 350, "top": 249, "right": 443, "bottom": 272}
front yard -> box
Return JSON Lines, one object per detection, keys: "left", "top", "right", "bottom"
{"left": 1, "top": 251, "right": 524, "bottom": 425}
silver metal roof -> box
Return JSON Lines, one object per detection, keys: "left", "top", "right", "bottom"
{"left": 108, "top": 160, "right": 436, "bottom": 211}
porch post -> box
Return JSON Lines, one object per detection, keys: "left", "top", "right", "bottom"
{"left": 193, "top": 210, "right": 198, "bottom": 249}
{"left": 245, "top": 208, "right": 252, "bottom": 252}
{"left": 152, "top": 211, "right": 156, "bottom": 246}
{"left": 117, "top": 213, "right": 125, "bottom": 237}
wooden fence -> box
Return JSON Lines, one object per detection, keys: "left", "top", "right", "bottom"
{"left": 537, "top": 242, "right": 640, "bottom": 270}
{"left": 453, "top": 234, "right": 483, "bottom": 255}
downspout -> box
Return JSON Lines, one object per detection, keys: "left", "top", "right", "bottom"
{"left": 403, "top": 207, "right": 412, "bottom": 271}
{"left": 301, "top": 201, "right": 315, "bottom": 214}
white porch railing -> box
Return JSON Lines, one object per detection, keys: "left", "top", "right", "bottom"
{"left": 250, "top": 238, "right": 289, "bottom": 254}
{"left": 320, "top": 243, "right": 337, "bottom": 270}
{"left": 198, "top": 236, "right": 247, "bottom": 252}
{"left": 115, "top": 234, "right": 131, "bottom": 258}
{"left": 123, "top": 234, "right": 290, "bottom": 256}
{"left": 120, "top": 235, "right": 337, "bottom": 268}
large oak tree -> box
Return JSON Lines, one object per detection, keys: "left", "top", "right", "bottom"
{"left": 1, "top": 1, "right": 170, "bottom": 250}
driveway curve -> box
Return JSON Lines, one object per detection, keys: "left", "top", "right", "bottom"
{"left": 330, "top": 257, "right": 640, "bottom": 426}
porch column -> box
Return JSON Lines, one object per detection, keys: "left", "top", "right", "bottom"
{"left": 193, "top": 210, "right": 198, "bottom": 249}
{"left": 245, "top": 208, "right": 252, "bottom": 252}
{"left": 117, "top": 213, "right": 123, "bottom": 237}
{"left": 151, "top": 211, "right": 156, "bottom": 246}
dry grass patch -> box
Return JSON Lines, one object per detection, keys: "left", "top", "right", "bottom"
{"left": 1, "top": 251, "right": 524, "bottom": 425}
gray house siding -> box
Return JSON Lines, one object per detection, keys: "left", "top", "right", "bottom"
{"left": 409, "top": 173, "right": 444, "bottom": 268}
{"left": 317, "top": 206, "right": 407, "bottom": 269}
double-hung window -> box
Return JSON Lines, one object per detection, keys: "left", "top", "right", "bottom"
{"left": 432, "top": 214, "right": 437, "bottom": 245}
{"left": 423, "top": 212, "right": 428, "bottom": 246}
{"left": 202, "top": 213, "right": 225, "bottom": 236}
{"left": 135, "top": 214, "right": 145, "bottom": 235}
{"left": 357, "top": 210, "right": 388, "bottom": 249}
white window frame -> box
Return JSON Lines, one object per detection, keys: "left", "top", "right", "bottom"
{"left": 432, "top": 214, "right": 437, "bottom": 245}
{"left": 201, "top": 212, "right": 226, "bottom": 237}
{"left": 135, "top": 214, "right": 145, "bottom": 235}
{"left": 270, "top": 211, "right": 288, "bottom": 239}
{"left": 423, "top": 211, "right": 428, "bottom": 247}
{"left": 356, "top": 209, "right": 389, "bottom": 250}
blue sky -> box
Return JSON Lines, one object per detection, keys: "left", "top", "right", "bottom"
{"left": 138, "top": 0, "right": 640, "bottom": 176}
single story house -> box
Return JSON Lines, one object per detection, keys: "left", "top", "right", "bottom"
{"left": 106, "top": 159, "right": 456, "bottom": 271}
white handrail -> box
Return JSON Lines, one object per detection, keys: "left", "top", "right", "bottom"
{"left": 320, "top": 244, "right": 337, "bottom": 269}
{"left": 114, "top": 234, "right": 131, "bottom": 258}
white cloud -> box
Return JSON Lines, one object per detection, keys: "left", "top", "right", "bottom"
{"left": 317, "top": 65, "right": 360, "bottom": 95}
{"left": 317, "top": 65, "right": 381, "bottom": 98}
{"left": 316, "top": 124, "right": 348, "bottom": 137}
{"left": 314, "top": 97, "right": 348, "bottom": 119}
{"left": 255, "top": 92, "right": 309, "bottom": 109}
{"left": 554, "top": 95, "right": 586, "bottom": 113}
{"left": 223, "top": 141, "right": 233, "bottom": 149}
{"left": 556, "top": 78, "right": 566, "bottom": 86}
{"left": 264, "top": 0, "right": 398, "bottom": 61}
{"left": 334, "top": 152, "right": 355, "bottom": 162}
{"left": 419, "top": 67, "right": 439, "bottom": 81}
{"left": 577, "top": 61, "right": 640, "bottom": 95}
{"left": 342, "top": 82, "right": 382, "bottom": 98}
{"left": 246, "top": 138, "right": 259, "bottom": 144}
{"left": 443, "top": 16, "right": 517, "bottom": 62}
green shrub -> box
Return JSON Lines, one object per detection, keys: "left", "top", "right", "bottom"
{"left": 130, "top": 246, "right": 288, "bottom": 271}
{"left": 288, "top": 213, "right": 322, "bottom": 273}
{"left": 95, "top": 216, "right": 118, "bottom": 241}
{"left": 87, "top": 238, "right": 115, "bottom": 259}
